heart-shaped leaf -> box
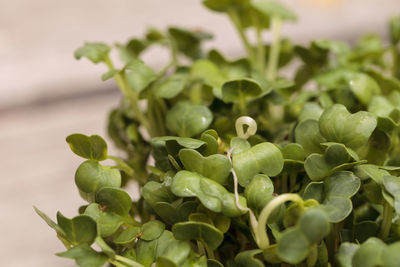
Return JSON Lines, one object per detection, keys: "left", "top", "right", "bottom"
{"left": 347, "top": 72, "right": 380, "bottom": 105}
{"left": 75, "top": 160, "right": 121, "bottom": 194}
{"left": 319, "top": 104, "right": 377, "bottom": 150}
{"left": 74, "top": 42, "right": 110, "bottom": 64}
{"left": 277, "top": 208, "right": 330, "bottom": 264}
{"left": 351, "top": 238, "right": 385, "bottom": 267}
{"left": 140, "top": 220, "right": 165, "bottom": 241}
{"left": 95, "top": 187, "right": 132, "bottom": 216}
{"left": 56, "top": 244, "right": 108, "bottom": 267}
{"left": 280, "top": 143, "right": 305, "bottom": 173}
{"left": 168, "top": 27, "right": 212, "bottom": 60}
{"left": 172, "top": 221, "right": 224, "bottom": 250}
{"left": 166, "top": 101, "right": 213, "bottom": 137}
{"left": 56, "top": 212, "right": 97, "bottom": 245}
{"left": 154, "top": 73, "right": 187, "bottom": 99}
{"left": 244, "top": 174, "right": 274, "bottom": 215}
{"left": 304, "top": 143, "right": 363, "bottom": 181}
{"left": 66, "top": 134, "right": 107, "bottom": 161}
{"left": 171, "top": 170, "right": 247, "bottom": 217}
{"left": 232, "top": 142, "right": 284, "bottom": 186}
{"left": 179, "top": 149, "right": 231, "bottom": 184}
{"left": 124, "top": 59, "right": 156, "bottom": 92}
{"left": 114, "top": 226, "right": 141, "bottom": 245}
{"left": 295, "top": 119, "right": 326, "bottom": 155}
{"left": 304, "top": 171, "right": 361, "bottom": 222}
{"left": 235, "top": 249, "right": 264, "bottom": 267}
{"left": 221, "top": 78, "right": 263, "bottom": 104}
{"left": 190, "top": 59, "right": 226, "bottom": 89}
{"left": 84, "top": 203, "right": 125, "bottom": 237}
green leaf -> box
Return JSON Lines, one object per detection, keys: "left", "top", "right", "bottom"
{"left": 56, "top": 212, "right": 97, "bottom": 245}
{"left": 382, "top": 242, "right": 400, "bottom": 267}
{"left": 140, "top": 220, "right": 165, "bottom": 241}
{"left": 251, "top": 1, "right": 297, "bottom": 21}
{"left": 304, "top": 143, "right": 362, "bottom": 181}
{"left": 304, "top": 171, "right": 361, "bottom": 222}
{"left": 166, "top": 101, "right": 213, "bottom": 137}
{"left": 235, "top": 249, "right": 264, "bottom": 267}
{"left": 221, "top": 78, "right": 263, "bottom": 104}
{"left": 280, "top": 143, "right": 305, "bottom": 173}
{"left": 390, "top": 15, "right": 400, "bottom": 45}
{"left": 382, "top": 175, "right": 400, "bottom": 214}
{"left": 168, "top": 27, "right": 212, "bottom": 60}
{"left": 319, "top": 104, "right": 377, "bottom": 150}
{"left": 124, "top": 59, "right": 156, "bottom": 91}
{"left": 95, "top": 187, "right": 132, "bottom": 216}
{"left": 101, "top": 69, "right": 120, "bottom": 81}
{"left": 75, "top": 160, "right": 121, "bottom": 194}
{"left": 232, "top": 142, "right": 284, "bottom": 186}
{"left": 114, "top": 226, "right": 141, "bottom": 245}
{"left": 351, "top": 238, "right": 385, "bottom": 267}
{"left": 171, "top": 170, "right": 247, "bottom": 217}
{"left": 244, "top": 174, "right": 274, "bottom": 214}
{"left": 66, "top": 134, "right": 107, "bottom": 161}
{"left": 84, "top": 203, "right": 124, "bottom": 237}
{"left": 336, "top": 243, "right": 359, "bottom": 267}
{"left": 56, "top": 244, "right": 108, "bottom": 267}
{"left": 202, "top": 0, "right": 249, "bottom": 12}
{"left": 190, "top": 59, "right": 226, "bottom": 88}
{"left": 107, "top": 155, "right": 134, "bottom": 176}
{"left": 277, "top": 208, "right": 330, "bottom": 264}
{"left": 172, "top": 221, "right": 224, "bottom": 250}
{"left": 347, "top": 72, "right": 380, "bottom": 105}
{"left": 154, "top": 73, "right": 187, "bottom": 99}
{"left": 295, "top": 120, "right": 326, "bottom": 155}
{"left": 179, "top": 149, "right": 231, "bottom": 184}
{"left": 74, "top": 42, "right": 110, "bottom": 64}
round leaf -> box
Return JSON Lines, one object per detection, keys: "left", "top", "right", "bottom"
{"left": 96, "top": 187, "right": 132, "bottom": 216}
{"left": 66, "top": 134, "right": 107, "bottom": 161}
{"left": 75, "top": 160, "right": 121, "bottom": 194}
{"left": 166, "top": 102, "right": 213, "bottom": 137}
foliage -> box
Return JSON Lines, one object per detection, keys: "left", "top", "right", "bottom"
{"left": 36, "top": 1, "right": 400, "bottom": 266}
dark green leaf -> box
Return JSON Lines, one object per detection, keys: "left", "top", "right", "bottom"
{"left": 66, "top": 134, "right": 107, "bottom": 161}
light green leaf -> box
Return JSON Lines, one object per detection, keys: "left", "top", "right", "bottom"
{"left": 221, "top": 78, "right": 263, "bottom": 104}
{"left": 295, "top": 120, "right": 326, "bottom": 155}
{"left": 154, "top": 73, "right": 187, "bottom": 99}
{"left": 171, "top": 170, "right": 247, "bottom": 217}
{"left": 74, "top": 42, "right": 110, "bottom": 64}
{"left": 235, "top": 249, "right": 264, "bottom": 267}
{"left": 232, "top": 142, "right": 284, "bottom": 186}
{"left": 304, "top": 171, "right": 361, "bottom": 222}
{"left": 251, "top": 1, "right": 297, "bottom": 21}
{"left": 336, "top": 243, "right": 359, "bottom": 267}
{"left": 166, "top": 101, "right": 213, "bottom": 137}
{"left": 75, "top": 160, "right": 121, "bottom": 194}
{"left": 172, "top": 221, "right": 224, "bottom": 250}
{"left": 319, "top": 104, "right": 377, "bottom": 150}
{"left": 124, "top": 59, "right": 156, "bottom": 91}
{"left": 84, "top": 203, "right": 124, "bottom": 237}
{"left": 382, "top": 175, "right": 400, "bottom": 214}
{"left": 244, "top": 174, "right": 274, "bottom": 214}
{"left": 179, "top": 149, "right": 231, "bottom": 184}
{"left": 114, "top": 227, "right": 141, "bottom": 245}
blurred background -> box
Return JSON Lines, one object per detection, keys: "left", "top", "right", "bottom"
{"left": 1, "top": 0, "right": 399, "bottom": 266}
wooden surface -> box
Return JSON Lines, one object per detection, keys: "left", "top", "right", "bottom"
{"left": 1, "top": 0, "right": 400, "bottom": 266}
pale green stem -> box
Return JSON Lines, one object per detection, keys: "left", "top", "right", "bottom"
{"left": 205, "top": 244, "right": 215, "bottom": 260}
{"left": 267, "top": 16, "right": 282, "bottom": 80}
{"left": 254, "top": 16, "right": 265, "bottom": 72}
{"left": 109, "top": 259, "right": 128, "bottom": 267}
{"left": 257, "top": 194, "right": 303, "bottom": 249}
{"left": 228, "top": 9, "right": 256, "bottom": 65}
{"left": 379, "top": 201, "right": 394, "bottom": 240}
{"left": 114, "top": 255, "right": 145, "bottom": 267}
{"left": 103, "top": 55, "right": 151, "bottom": 134}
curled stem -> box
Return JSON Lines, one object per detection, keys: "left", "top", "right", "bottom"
{"left": 257, "top": 193, "right": 303, "bottom": 249}
{"left": 235, "top": 116, "right": 257, "bottom": 139}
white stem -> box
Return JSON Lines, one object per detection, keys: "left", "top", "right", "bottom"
{"left": 235, "top": 116, "right": 257, "bottom": 139}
